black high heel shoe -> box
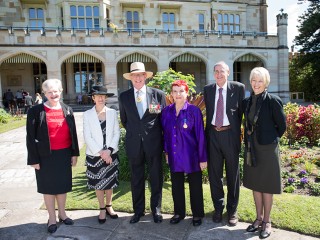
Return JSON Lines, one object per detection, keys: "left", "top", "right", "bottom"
{"left": 98, "top": 207, "right": 106, "bottom": 224}
{"left": 47, "top": 221, "right": 57, "bottom": 233}
{"left": 106, "top": 205, "right": 118, "bottom": 219}
{"left": 58, "top": 216, "right": 74, "bottom": 225}
{"left": 246, "top": 219, "right": 262, "bottom": 232}
{"left": 259, "top": 221, "right": 271, "bottom": 239}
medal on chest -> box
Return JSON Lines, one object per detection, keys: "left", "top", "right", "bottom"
{"left": 183, "top": 118, "right": 188, "bottom": 129}
{"left": 136, "top": 96, "right": 142, "bottom": 102}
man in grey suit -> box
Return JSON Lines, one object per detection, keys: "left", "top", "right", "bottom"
{"left": 119, "top": 62, "right": 166, "bottom": 224}
{"left": 204, "top": 61, "right": 245, "bottom": 226}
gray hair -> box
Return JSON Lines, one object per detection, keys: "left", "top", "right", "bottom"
{"left": 249, "top": 67, "right": 270, "bottom": 87}
{"left": 42, "top": 79, "right": 63, "bottom": 93}
{"left": 214, "top": 61, "right": 230, "bottom": 71}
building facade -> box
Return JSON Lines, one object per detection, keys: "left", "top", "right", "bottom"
{"left": 0, "top": 0, "right": 289, "bottom": 105}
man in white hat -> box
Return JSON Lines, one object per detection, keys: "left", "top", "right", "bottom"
{"left": 119, "top": 62, "right": 166, "bottom": 224}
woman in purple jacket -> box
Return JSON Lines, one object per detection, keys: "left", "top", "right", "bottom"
{"left": 161, "top": 80, "right": 207, "bottom": 226}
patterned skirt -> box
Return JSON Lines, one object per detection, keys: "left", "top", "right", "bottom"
{"left": 86, "top": 153, "right": 119, "bottom": 190}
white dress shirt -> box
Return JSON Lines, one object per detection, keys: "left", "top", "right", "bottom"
{"left": 211, "top": 82, "right": 230, "bottom": 126}
{"left": 134, "top": 85, "right": 147, "bottom": 115}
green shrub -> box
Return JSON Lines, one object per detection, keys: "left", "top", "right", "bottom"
{"left": 283, "top": 185, "right": 295, "bottom": 193}
{"left": 0, "top": 108, "right": 11, "bottom": 123}
{"left": 309, "top": 182, "right": 320, "bottom": 196}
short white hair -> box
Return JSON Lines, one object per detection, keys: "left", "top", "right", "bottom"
{"left": 42, "top": 79, "right": 63, "bottom": 93}
{"left": 249, "top": 67, "right": 270, "bottom": 87}
{"left": 214, "top": 61, "right": 230, "bottom": 72}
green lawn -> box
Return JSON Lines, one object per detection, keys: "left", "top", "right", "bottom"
{"left": 0, "top": 116, "right": 26, "bottom": 133}
{"left": 67, "top": 147, "right": 320, "bottom": 237}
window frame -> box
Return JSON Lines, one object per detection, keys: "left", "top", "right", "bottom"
{"left": 29, "top": 7, "right": 44, "bottom": 29}
{"left": 70, "top": 5, "right": 100, "bottom": 29}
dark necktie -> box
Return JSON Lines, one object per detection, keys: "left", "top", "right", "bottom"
{"left": 136, "top": 90, "right": 143, "bottom": 119}
{"left": 215, "top": 88, "right": 224, "bottom": 128}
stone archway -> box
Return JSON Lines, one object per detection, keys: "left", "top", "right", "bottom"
{"left": 169, "top": 53, "right": 206, "bottom": 93}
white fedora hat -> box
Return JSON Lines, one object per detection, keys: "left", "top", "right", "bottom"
{"left": 123, "top": 62, "right": 153, "bottom": 80}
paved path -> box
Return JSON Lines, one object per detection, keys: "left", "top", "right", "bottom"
{"left": 0, "top": 113, "right": 318, "bottom": 240}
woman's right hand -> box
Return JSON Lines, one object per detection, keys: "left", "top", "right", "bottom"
{"left": 31, "top": 164, "right": 40, "bottom": 170}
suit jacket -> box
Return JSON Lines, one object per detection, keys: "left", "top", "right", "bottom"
{"left": 119, "top": 86, "right": 166, "bottom": 158}
{"left": 83, "top": 106, "right": 120, "bottom": 156}
{"left": 26, "top": 103, "right": 80, "bottom": 165}
{"left": 242, "top": 92, "right": 286, "bottom": 145}
{"left": 204, "top": 81, "right": 245, "bottom": 146}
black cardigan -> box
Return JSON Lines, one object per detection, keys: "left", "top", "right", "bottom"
{"left": 242, "top": 92, "right": 287, "bottom": 145}
{"left": 26, "top": 103, "right": 80, "bottom": 165}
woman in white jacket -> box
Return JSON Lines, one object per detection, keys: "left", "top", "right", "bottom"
{"left": 83, "top": 86, "right": 120, "bottom": 224}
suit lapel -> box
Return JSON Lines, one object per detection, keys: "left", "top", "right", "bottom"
{"left": 226, "top": 82, "right": 234, "bottom": 117}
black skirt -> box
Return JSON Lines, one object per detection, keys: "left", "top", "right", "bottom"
{"left": 86, "top": 153, "right": 119, "bottom": 190}
{"left": 35, "top": 148, "right": 72, "bottom": 194}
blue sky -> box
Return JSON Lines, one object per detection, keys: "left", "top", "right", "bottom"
{"left": 267, "top": 0, "right": 309, "bottom": 50}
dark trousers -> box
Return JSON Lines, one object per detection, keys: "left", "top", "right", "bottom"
{"left": 129, "top": 144, "right": 163, "bottom": 215}
{"left": 207, "top": 127, "right": 240, "bottom": 215}
{"left": 171, "top": 171, "right": 204, "bottom": 218}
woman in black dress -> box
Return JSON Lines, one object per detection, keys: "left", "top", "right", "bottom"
{"left": 83, "top": 86, "right": 120, "bottom": 224}
{"left": 26, "top": 79, "right": 79, "bottom": 233}
{"left": 242, "top": 67, "right": 286, "bottom": 239}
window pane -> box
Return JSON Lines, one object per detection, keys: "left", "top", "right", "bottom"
{"left": 199, "top": 14, "right": 204, "bottom": 23}
{"left": 127, "top": 22, "right": 132, "bottom": 29}
{"left": 71, "top": 18, "right": 77, "bottom": 28}
{"left": 218, "top": 14, "right": 222, "bottom": 23}
{"left": 37, "top": 9, "right": 44, "bottom": 18}
{"left": 163, "top": 13, "right": 168, "bottom": 22}
{"left": 86, "top": 6, "right": 92, "bottom": 16}
{"left": 93, "top": 6, "right": 99, "bottom": 16}
{"left": 218, "top": 25, "right": 222, "bottom": 31}
{"left": 94, "top": 19, "right": 99, "bottom": 29}
{"left": 235, "top": 25, "right": 240, "bottom": 32}
{"left": 70, "top": 6, "right": 77, "bottom": 16}
{"left": 75, "top": 74, "right": 81, "bottom": 93}
{"left": 230, "top": 25, "right": 234, "bottom": 32}
{"left": 133, "top": 11, "right": 139, "bottom": 21}
{"left": 29, "top": 8, "right": 36, "bottom": 18}
{"left": 235, "top": 15, "right": 240, "bottom": 24}
{"left": 78, "top": 6, "right": 84, "bottom": 16}
{"left": 127, "top": 11, "right": 132, "bottom": 21}
{"left": 86, "top": 19, "right": 92, "bottom": 28}
{"left": 224, "top": 14, "right": 228, "bottom": 23}
{"left": 134, "top": 23, "right": 139, "bottom": 29}
{"left": 163, "top": 23, "right": 168, "bottom": 30}
{"left": 169, "top": 13, "right": 175, "bottom": 22}
{"left": 169, "top": 23, "right": 174, "bottom": 30}
{"left": 38, "top": 20, "right": 44, "bottom": 28}
{"left": 30, "top": 20, "right": 37, "bottom": 28}
{"left": 230, "top": 14, "right": 234, "bottom": 24}
{"left": 224, "top": 24, "right": 228, "bottom": 31}
{"left": 79, "top": 19, "right": 85, "bottom": 28}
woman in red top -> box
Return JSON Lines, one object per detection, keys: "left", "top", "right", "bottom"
{"left": 26, "top": 79, "right": 79, "bottom": 234}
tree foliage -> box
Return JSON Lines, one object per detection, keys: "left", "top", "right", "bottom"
{"left": 290, "top": 0, "right": 320, "bottom": 101}
{"left": 294, "top": 0, "right": 320, "bottom": 52}
{"left": 147, "top": 68, "right": 196, "bottom": 95}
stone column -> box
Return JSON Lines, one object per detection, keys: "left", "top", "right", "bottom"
{"left": 277, "top": 12, "right": 290, "bottom": 103}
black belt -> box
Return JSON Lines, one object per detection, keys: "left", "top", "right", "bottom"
{"left": 212, "top": 125, "right": 231, "bottom": 131}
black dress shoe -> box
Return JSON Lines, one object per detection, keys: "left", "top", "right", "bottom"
{"left": 192, "top": 217, "right": 202, "bottom": 227}
{"left": 106, "top": 205, "right": 118, "bottom": 219}
{"left": 47, "top": 221, "right": 57, "bottom": 234}
{"left": 59, "top": 217, "right": 74, "bottom": 225}
{"left": 259, "top": 221, "right": 271, "bottom": 239}
{"left": 170, "top": 215, "right": 185, "bottom": 224}
{"left": 153, "top": 213, "right": 163, "bottom": 223}
{"left": 129, "top": 213, "right": 145, "bottom": 224}
{"left": 98, "top": 207, "right": 106, "bottom": 224}
{"left": 246, "top": 219, "right": 262, "bottom": 232}
{"left": 212, "top": 211, "right": 222, "bottom": 223}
